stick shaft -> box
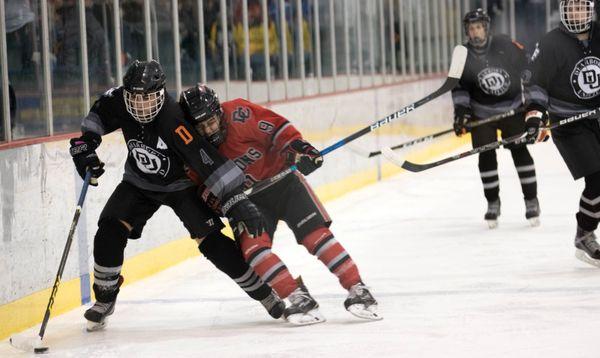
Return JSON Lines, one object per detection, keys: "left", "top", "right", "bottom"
{"left": 37, "top": 171, "right": 92, "bottom": 339}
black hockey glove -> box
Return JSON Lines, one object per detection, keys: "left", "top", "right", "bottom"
{"left": 453, "top": 112, "right": 472, "bottom": 137}
{"left": 69, "top": 132, "right": 105, "bottom": 186}
{"left": 287, "top": 139, "right": 323, "bottom": 176}
{"left": 524, "top": 110, "right": 550, "bottom": 144}
{"left": 221, "top": 189, "right": 266, "bottom": 238}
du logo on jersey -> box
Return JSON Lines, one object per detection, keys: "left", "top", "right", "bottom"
{"left": 477, "top": 67, "right": 511, "bottom": 96}
{"left": 127, "top": 139, "right": 170, "bottom": 177}
{"left": 571, "top": 56, "right": 600, "bottom": 99}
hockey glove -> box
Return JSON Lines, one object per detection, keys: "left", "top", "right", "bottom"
{"left": 221, "top": 189, "right": 266, "bottom": 238}
{"left": 453, "top": 112, "right": 472, "bottom": 137}
{"left": 524, "top": 110, "right": 550, "bottom": 144}
{"left": 287, "top": 139, "right": 323, "bottom": 176}
{"left": 69, "top": 132, "right": 105, "bottom": 186}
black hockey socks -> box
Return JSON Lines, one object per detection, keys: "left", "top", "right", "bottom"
{"left": 576, "top": 171, "right": 600, "bottom": 232}
{"left": 92, "top": 217, "right": 129, "bottom": 302}
{"left": 510, "top": 147, "right": 537, "bottom": 200}
{"left": 93, "top": 217, "right": 130, "bottom": 268}
{"left": 199, "top": 231, "right": 272, "bottom": 301}
{"left": 478, "top": 151, "right": 499, "bottom": 202}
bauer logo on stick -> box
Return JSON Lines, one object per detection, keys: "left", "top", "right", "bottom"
{"left": 571, "top": 56, "right": 600, "bottom": 99}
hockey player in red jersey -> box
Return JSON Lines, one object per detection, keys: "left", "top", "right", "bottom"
{"left": 180, "top": 84, "right": 381, "bottom": 325}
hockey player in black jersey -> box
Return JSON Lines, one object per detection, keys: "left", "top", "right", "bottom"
{"left": 451, "top": 9, "right": 540, "bottom": 229}
{"left": 69, "top": 60, "right": 284, "bottom": 331}
{"left": 525, "top": 0, "right": 600, "bottom": 267}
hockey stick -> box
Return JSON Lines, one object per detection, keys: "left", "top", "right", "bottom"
{"left": 384, "top": 108, "right": 600, "bottom": 172}
{"left": 353, "top": 108, "right": 522, "bottom": 158}
{"left": 10, "top": 171, "right": 92, "bottom": 354}
{"left": 321, "top": 45, "right": 467, "bottom": 156}
{"left": 246, "top": 45, "right": 468, "bottom": 195}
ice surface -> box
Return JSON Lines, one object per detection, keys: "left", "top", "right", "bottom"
{"left": 3, "top": 141, "right": 599, "bottom": 358}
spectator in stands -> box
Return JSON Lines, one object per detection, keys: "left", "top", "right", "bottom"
{"left": 53, "top": 0, "right": 110, "bottom": 85}
{"left": 232, "top": 0, "right": 280, "bottom": 80}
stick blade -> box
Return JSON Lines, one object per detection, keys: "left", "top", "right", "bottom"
{"left": 381, "top": 147, "right": 405, "bottom": 167}
{"left": 448, "top": 45, "right": 468, "bottom": 79}
{"left": 400, "top": 160, "right": 428, "bottom": 172}
{"left": 9, "top": 335, "right": 48, "bottom": 354}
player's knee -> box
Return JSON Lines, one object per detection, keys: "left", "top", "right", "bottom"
{"left": 200, "top": 231, "right": 248, "bottom": 276}
{"left": 237, "top": 232, "right": 272, "bottom": 261}
{"left": 199, "top": 231, "right": 238, "bottom": 262}
{"left": 510, "top": 146, "right": 533, "bottom": 163}
{"left": 299, "top": 226, "right": 334, "bottom": 254}
{"left": 478, "top": 151, "right": 497, "bottom": 169}
{"left": 94, "top": 217, "right": 131, "bottom": 264}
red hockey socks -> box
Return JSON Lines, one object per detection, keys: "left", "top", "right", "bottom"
{"left": 238, "top": 232, "right": 298, "bottom": 299}
{"left": 301, "top": 227, "right": 361, "bottom": 290}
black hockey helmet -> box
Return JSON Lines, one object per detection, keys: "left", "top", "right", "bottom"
{"left": 179, "top": 84, "right": 226, "bottom": 146}
{"left": 560, "top": 0, "right": 595, "bottom": 34}
{"left": 463, "top": 8, "right": 491, "bottom": 47}
{"left": 122, "top": 59, "right": 166, "bottom": 124}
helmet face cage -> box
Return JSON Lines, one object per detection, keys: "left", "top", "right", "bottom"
{"left": 560, "top": 0, "right": 595, "bottom": 34}
{"left": 124, "top": 88, "right": 165, "bottom": 124}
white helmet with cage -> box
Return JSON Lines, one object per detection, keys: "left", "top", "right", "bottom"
{"left": 560, "top": 0, "right": 595, "bottom": 34}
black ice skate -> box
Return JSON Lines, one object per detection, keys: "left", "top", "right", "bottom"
{"left": 85, "top": 275, "right": 123, "bottom": 332}
{"left": 260, "top": 290, "right": 285, "bottom": 319}
{"left": 344, "top": 282, "right": 382, "bottom": 321}
{"left": 485, "top": 199, "right": 501, "bottom": 229}
{"left": 574, "top": 227, "right": 600, "bottom": 268}
{"left": 283, "top": 277, "right": 325, "bottom": 326}
{"left": 525, "top": 197, "right": 541, "bottom": 227}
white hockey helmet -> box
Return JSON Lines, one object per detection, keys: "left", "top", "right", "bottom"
{"left": 560, "top": 0, "right": 595, "bottom": 34}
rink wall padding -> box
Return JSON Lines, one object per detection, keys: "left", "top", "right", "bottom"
{"left": 0, "top": 77, "right": 466, "bottom": 340}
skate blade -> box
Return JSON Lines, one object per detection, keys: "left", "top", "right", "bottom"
{"left": 528, "top": 217, "right": 540, "bottom": 227}
{"left": 347, "top": 304, "right": 383, "bottom": 321}
{"left": 575, "top": 249, "right": 600, "bottom": 268}
{"left": 286, "top": 309, "right": 326, "bottom": 326}
{"left": 487, "top": 220, "right": 498, "bottom": 229}
{"left": 86, "top": 319, "right": 108, "bottom": 332}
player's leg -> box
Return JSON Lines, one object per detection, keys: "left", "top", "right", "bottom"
{"left": 575, "top": 171, "right": 600, "bottom": 266}
{"left": 236, "top": 229, "right": 298, "bottom": 301}
{"left": 283, "top": 172, "right": 380, "bottom": 320}
{"left": 86, "top": 182, "right": 160, "bottom": 331}
{"left": 552, "top": 121, "right": 600, "bottom": 266}
{"left": 501, "top": 113, "right": 540, "bottom": 225}
{"left": 472, "top": 124, "right": 501, "bottom": 228}
{"left": 167, "top": 186, "right": 285, "bottom": 318}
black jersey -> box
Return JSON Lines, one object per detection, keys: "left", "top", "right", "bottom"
{"left": 80, "top": 86, "right": 244, "bottom": 199}
{"left": 452, "top": 35, "right": 527, "bottom": 118}
{"left": 526, "top": 24, "right": 600, "bottom": 121}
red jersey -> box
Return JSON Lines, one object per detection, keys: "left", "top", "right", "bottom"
{"left": 218, "top": 98, "right": 302, "bottom": 188}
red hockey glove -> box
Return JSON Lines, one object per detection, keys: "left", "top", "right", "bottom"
{"left": 287, "top": 139, "right": 323, "bottom": 176}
